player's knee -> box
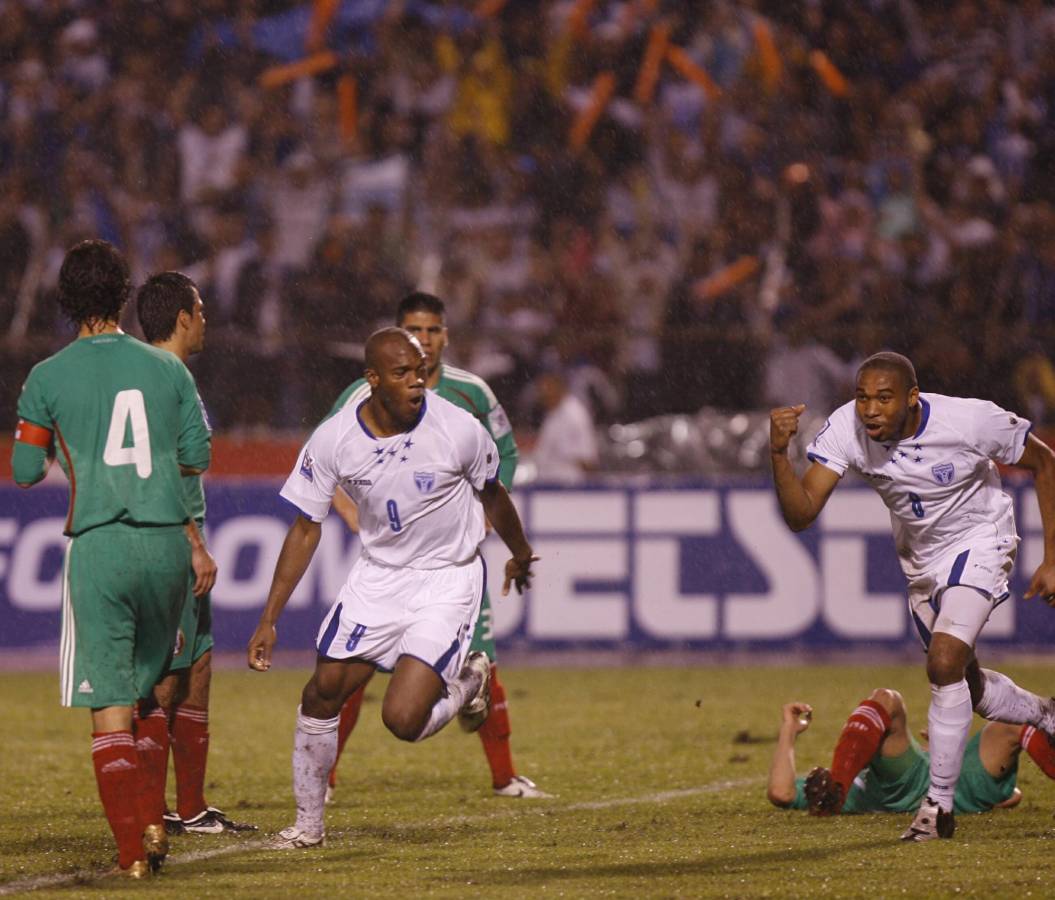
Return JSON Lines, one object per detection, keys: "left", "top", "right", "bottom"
{"left": 869, "top": 688, "right": 904, "bottom": 720}
{"left": 381, "top": 704, "right": 425, "bottom": 742}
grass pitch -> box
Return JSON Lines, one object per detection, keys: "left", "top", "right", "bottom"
{"left": 3, "top": 662, "right": 1055, "bottom": 898}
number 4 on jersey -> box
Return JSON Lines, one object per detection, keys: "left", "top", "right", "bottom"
{"left": 103, "top": 389, "right": 152, "bottom": 478}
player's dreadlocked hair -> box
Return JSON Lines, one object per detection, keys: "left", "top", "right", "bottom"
{"left": 397, "top": 291, "right": 445, "bottom": 323}
{"left": 857, "top": 351, "right": 918, "bottom": 391}
{"left": 57, "top": 240, "right": 131, "bottom": 327}
{"left": 137, "top": 271, "right": 198, "bottom": 343}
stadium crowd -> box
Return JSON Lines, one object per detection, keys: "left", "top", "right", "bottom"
{"left": 3, "top": 0, "right": 1055, "bottom": 432}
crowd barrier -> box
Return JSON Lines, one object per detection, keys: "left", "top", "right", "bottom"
{"left": 2, "top": 481, "right": 1053, "bottom": 653}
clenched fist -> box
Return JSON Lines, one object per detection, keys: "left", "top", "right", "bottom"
{"left": 770, "top": 404, "right": 806, "bottom": 455}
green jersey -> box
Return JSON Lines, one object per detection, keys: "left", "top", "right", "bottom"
{"left": 327, "top": 363, "right": 518, "bottom": 489}
{"left": 15, "top": 332, "right": 211, "bottom": 536}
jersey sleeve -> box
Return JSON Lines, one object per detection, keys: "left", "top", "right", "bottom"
{"left": 805, "top": 410, "right": 851, "bottom": 477}
{"left": 967, "top": 400, "right": 1032, "bottom": 465}
{"left": 175, "top": 365, "right": 212, "bottom": 472}
{"left": 12, "top": 370, "right": 54, "bottom": 486}
{"left": 279, "top": 421, "right": 341, "bottom": 522}
{"left": 456, "top": 417, "right": 501, "bottom": 491}
{"left": 484, "top": 402, "right": 518, "bottom": 490}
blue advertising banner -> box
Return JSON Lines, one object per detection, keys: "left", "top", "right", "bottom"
{"left": 2, "top": 481, "right": 1053, "bottom": 654}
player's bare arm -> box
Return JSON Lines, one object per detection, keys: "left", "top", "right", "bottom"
{"left": 184, "top": 520, "right": 217, "bottom": 597}
{"left": 247, "top": 514, "right": 323, "bottom": 671}
{"left": 1014, "top": 434, "right": 1055, "bottom": 605}
{"left": 477, "top": 480, "right": 538, "bottom": 595}
{"left": 769, "top": 405, "right": 840, "bottom": 531}
{"left": 767, "top": 701, "right": 813, "bottom": 807}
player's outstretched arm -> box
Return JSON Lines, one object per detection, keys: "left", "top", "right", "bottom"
{"left": 477, "top": 480, "right": 538, "bottom": 595}
{"left": 247, "top": 514, "right": 322, "bottom": 671}
{"left": 769, "top": 405, "right": 839, "bottom": 531}
{"left": 185, "top": 520, "right": 217, "bottom": 597}
{"left": 767, "top": 702, "right": 813, "bottom": 808}
{"left": 1016, "top": 434, "right": 1055, "bottom": 605}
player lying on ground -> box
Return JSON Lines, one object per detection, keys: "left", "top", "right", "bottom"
{"left": 324, "top": 292, "right": 548, "bottom": 801}
{"left": 246, "top": 328, "right": 539, "bottom": 849}
{"left": 135, "top": 272, "right": 255, "bottom": 837}
{"left": 770, "top": 350, "right": 1055, "bottom": 841}
{"left": 767, "top": 690, "right": 1055, "bottom": 816}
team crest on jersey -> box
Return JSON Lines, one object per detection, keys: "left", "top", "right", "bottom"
{"left": 414, "top": 471, "right": 436, "bottom": 493}
{"left": 300, "top": 452, "right": 314, "bottom": 482}
{"left": 931, "top": 462, "right": 955, "bottom": 485}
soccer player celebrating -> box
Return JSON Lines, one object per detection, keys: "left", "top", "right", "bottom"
{"left": 769, "top": 351, "right": 1055, "bottom": 841}
{"left": 766, "top": 691, "right": 1055, "bottom": 816}
{"left": 135, "top": 272, "right": 256, "bottom": 836}
{"left": 324, "top": 292, "right": 549, "bottom": 800}
{"left": 11, "top": 240, "right": 215, "bottom": 877}
{"left": 246, "top": 327, "right": 538, "bottom": 849}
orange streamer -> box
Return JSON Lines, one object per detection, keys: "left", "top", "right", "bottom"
{"left": 664, "top": 45, "right": 721, "bottom": 102}
{"left": 259, "top": 51, "right": 338, "bottom": 89}
{"left": 809, "top": 50, "right": 851, "bottom": 98}
{"left": 633, "top": 22, "right": 671, "bottom": 105}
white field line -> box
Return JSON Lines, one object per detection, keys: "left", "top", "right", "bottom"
{"left": 0, "top": 777, "right": 760, "bottom": 896}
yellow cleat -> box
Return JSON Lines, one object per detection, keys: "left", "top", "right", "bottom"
{"left": 142, "top": 823, "right": 169, "bottom": 872}
{"left": 110, "top": 859, "right": 151, "bottom": 879}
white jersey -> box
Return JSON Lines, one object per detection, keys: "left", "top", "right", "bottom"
{"left": 806, "top": 393, "right": 1032, "bottom": 575}
{"left": 281, "top": 391, "right": 499, "bottom": 569}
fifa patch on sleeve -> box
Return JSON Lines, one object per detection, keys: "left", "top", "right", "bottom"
{"left": 488, "top": 404, "right": 513, "bottom": 438}
{"left": 15, "top": 419, "right": 53, "bottom": 449}
{"left": 300, "top": 452, "right": 314, "bottom": 482}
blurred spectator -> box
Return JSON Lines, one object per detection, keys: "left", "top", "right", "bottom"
{"left": 531, "top": 370, "right": 599, "bottom": 484}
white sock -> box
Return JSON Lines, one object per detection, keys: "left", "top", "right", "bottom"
{"left": 414, "top": 667, "right": 482, "bottom": 742}
{"left": 927, "top": 679, "right": 973, "bottom": 813}
{"left": 976, "top": 668, "right": 1055, "bottom": 730}
{"left": 292, "top": 706, "right": 339, "bottom": 836}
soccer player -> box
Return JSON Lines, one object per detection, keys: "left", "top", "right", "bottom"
{"left": 323, "top": 292, "right": 549, "bottom": 800}
{"left": 246, "top": 327, "right": 539, "bottom": 849}
{"left": 766, "top": 691, "right": 1055, "bottom": 815}
{"left": 11, "top": 240, "right": 215, "bottom": 878}
{"left": 135, "top": 272, "right": 256, "bottom": 836}
{"left": 769, "top": 351, "right": 1055, "bottom": 841}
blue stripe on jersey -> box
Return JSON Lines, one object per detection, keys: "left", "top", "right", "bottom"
{"left": 948, "top": 549, "right": 970, "bottom": 586}
{"left": 431, "top": 639, "right": 461, "bottom": 675}
{"left": 912, "top": 397, "right": 931, "bottom": 439}
{"left": 318, "top": 602, "right": 344, "bottom": 657}
{"left": 912, "top": 610, "right": 933, "bottom": 649}
{"left": 807, "top": 452, "right": 829, "bottom": 464}
{"left": 356, "top": 401, "right": 378, "bottom": 439}
{"left": 279, "top": 494, "right": 322, "bottom": 523}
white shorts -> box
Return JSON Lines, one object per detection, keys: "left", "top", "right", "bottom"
{"left": 314, "top": 554, "right": 485, "bottom": 684}
{"left": 907, "top": 535, "right": 1016, "bottom": 649}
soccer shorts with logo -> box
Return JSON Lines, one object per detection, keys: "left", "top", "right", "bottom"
{"left": 907, "top": 535, "right": 1016, "bottom": 649}
{"left": 315, "top": 554, "right": 485, "bottom": 684}
{"left": 168, "top": 584, "right": 214, "bottom": 671}
{"left": 61, "top": 522, "right": 190, "bottom": 707}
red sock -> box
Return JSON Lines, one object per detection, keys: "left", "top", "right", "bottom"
{"left": 171, "top": 704, "right": 209, "bottom": 821}
{"left": 478, "top": 665, "right": 516, "bottom": 789}
{"left": 91, "top": 731, "right": 146, "bottom": 869}
{"left": 134, "top": 703, "right": 170, "bottom": 828}
{"left": 830, "top": 699, "right": 891, "bottom": 794}
{"left": 1021, "top": 725, "right": 1055, "bottom": 779}
{"left": 329, "top": 686, "right": 365, "bottom": 788}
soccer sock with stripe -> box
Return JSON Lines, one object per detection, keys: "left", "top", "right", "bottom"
{"left": 976, "top": 668, "right": 1055, "bottom": 731}
{"left": 415, "top": 663, "right": 483, "bottom": 742}
{"left": 328, "top": 686, "right": 366, "bottom": 789}
{"left": 134, "top": 703, "right": 170, "bottom": 828}
{"left": 1021, "top": 725, "right": 1055, "bottom": 779}
{"left": 171, "top": 703, "right": 210, "bottom": 821}
{"left": 477, "top": 665, "right": 516, "bottom": 789}
{"left": 293, "top": 707, "right": 339, "bottom": 837}
{"left": 830, "top": 699, "right": 891, "bottom": 796}
{"left": 91, "top": 731, "right": 147, "bottom": 869}
{"left": 927, "top": 679, "right": 973, "bottom": 813}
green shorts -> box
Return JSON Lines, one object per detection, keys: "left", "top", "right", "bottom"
{"left": 168, "top": 586, "right": 214, "bottom": 671}
{"left": 468, "top": 588, "right": 497, "bottom": 660}
{"left": 60, "top": 522, "right": 190, "bottom": 708}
